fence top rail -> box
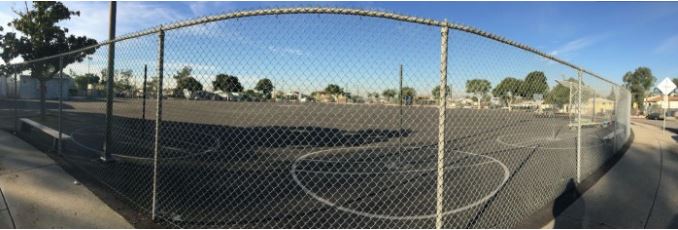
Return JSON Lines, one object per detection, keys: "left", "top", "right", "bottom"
{"left": 3, "top": 6, "right": 617, "bottom": 86}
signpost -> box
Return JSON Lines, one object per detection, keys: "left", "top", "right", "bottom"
{"left": 657, "top": 77, "right": 677, "bottom": 135}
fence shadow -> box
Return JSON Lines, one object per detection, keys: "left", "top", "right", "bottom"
{"left": 14, "top": 108, "right": 419, "bottom": 227}
{"left": 552, "top": 179, "right": 585, "bottom": 228}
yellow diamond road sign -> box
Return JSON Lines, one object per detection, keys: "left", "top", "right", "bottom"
{"left": 657, "top": 77, "right": 676, "bottom": 95}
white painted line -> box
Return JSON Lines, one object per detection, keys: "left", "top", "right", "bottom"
{"left": 291, "top": 146, "right": 509, "bottom": 220}
{"left": 495, "top": 132, "right": 605, "bottom": 150}
{"left": 69, "top": 126, "right": 221, "bottom": 161}
{"left": 294, "top": 160, "right": 494, "bottom": 176}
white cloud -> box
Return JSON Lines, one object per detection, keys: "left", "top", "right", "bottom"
{"left": 267, "top": 45, "right": 304, "bottom": 56}
{"left": 549, "top": 35, "right": 604, "bottom": 56}
{"left": 188, "top": 2, "right": 235, "bottom": 17}
{"left": 1, "top": 2, "right": 251, "bottom": 43}
{"left": 654, "top": 35, "right": 678, "bottom": 54}
{"left": 1, "top": 2, "right": 193, "bottom": 41}
{"left": 60, "top": 2, "right": 109, "bottom": 40}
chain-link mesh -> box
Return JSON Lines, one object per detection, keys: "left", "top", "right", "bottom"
{"left": 0, "top": 7, "right": 632, "bottom": 229}
{"left": 440, "top": 29, "right": 582, "bottom": 228}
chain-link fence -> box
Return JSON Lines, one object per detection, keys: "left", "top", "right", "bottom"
{"left": 0, "top": 7, "right": 631, "bottom": 228}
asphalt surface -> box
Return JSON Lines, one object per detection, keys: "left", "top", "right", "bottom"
{"left": 632, "top": 117, "right": 678, "bottom": 134}
{"left": 0, "top": 98, "right": 624, "bottom": 228}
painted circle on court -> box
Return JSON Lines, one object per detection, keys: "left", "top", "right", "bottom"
{"left": 291, "top": 145, "right": 509, "bottom": 220}
{"left": 496, "top": 132, "right": 605, "bottom": 150}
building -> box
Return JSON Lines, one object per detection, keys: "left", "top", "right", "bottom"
{"left": 583, "top": 97, "right": 615, "bottom": 115}
{"left": 644, "top": 95, "right": 678, "bottom": 115}
{"left": 4, "top": 74, "right": 73, "bottom": 100}
{"left": 0, "top": 76, "right": 8, "bottom": 98}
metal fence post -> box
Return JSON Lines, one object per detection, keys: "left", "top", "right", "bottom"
{"left": 103, "top": 1, "right": 117, "bottom": 162}
{"left": 592, "top": 91, "right": 596, "bottom": 123}
{"left": 663, "top": 94, "right": 668, "bottom": 136}
{"left": 399, "top": 64, "right": 403, "bottom": 154}
{"left": 152, "top": 27, "right": 165, "bottom": 222}
{"left": 435, "top": 25, "right": 449, "bottom": 230}
{"left": 142, "top": 64, "right": 148, "bottom": 122}
{"left": 58, "top": 57, "right": 63, "bottom": 155}
{"left": 576, "top": 70, "right": 582, "bottom": 183}
{"left": 612, "top": 86, "right": 617, "bottom": 152}
{"left": 626, "top": 91, "right": 631, "bottom": 141}
{"left": 13, "top": 66, "right": 18, "bottom": 134}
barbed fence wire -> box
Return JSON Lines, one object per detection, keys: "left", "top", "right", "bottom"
{"left": 0, "top": 7, "right": 631, "bottom": 228}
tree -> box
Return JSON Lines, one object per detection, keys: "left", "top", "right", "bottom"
{"left": 623, "top": 67, "right": 655, "bottom": 113}
{"left": 382, "top": 89, "right": 397, "bottom": 102}
{"left": 432, "top": 85, "right": 451, "bottom": 100}
{"left": 324, "top": 84, "right": 344, "bottom": 96}
{"left": 6, "top": 2, "right": 98, "bottom": 118}
{"left": 520, "top": 71, "right": 549, "bottom": 99}
{"left": 673, "top": 78, "right": 678, "bottom": 95}
{"left": 367, "top": 92, "right": 381, "bottom": 103}
{"left": 115, "top": 69, "right": 135, "bottom": 93}
{"left": 399, "top": 87, "right": 417, "bottom": 105}
{"left": 242, "top": 89, "right": 261, "bottom": 101}
{"left": 255, "top": 78, "right": 274, "bottom": 100}
{"left": 545, "top": 78, "right": 576, "bottom": 110}
{"left": 70, "top": 70, "right": 100, "bottom": 91}
{"left": 100, "top": 68, "right": 135, "bottom": 95}
{"left": 213, "top": 74, "right": 243, "bottom": 93}
{"left": 402, "top": 86, "right": 417, "bottom": 99}
{"left": 173, "top": 66, "right": 191, "bottom": 80}
{"left": 146, "top": 77, "right": 160, "bottom": 97}
{"left": 176, "top": 77, "right": 203, "bottom": 95}
{"left": 465, "top": 79, "right": 491, "bottom": 109}
{"left": 73, "top": 75, "right": 90, "bottom": 90}
{"left": 172, "top": 66, "right": 202, "bottom": 97}
{"left": 492, "top": 77, "right": 522, "bottom": 110}
{"left": 274, "top": 90, "right": 285, "bottom": 100}
{"left": 0, "top": 26, "right": 22, "bottom": 76}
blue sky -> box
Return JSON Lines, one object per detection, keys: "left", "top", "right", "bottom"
{"left": 1, "top": 1, "right": 677, "bottom": 96}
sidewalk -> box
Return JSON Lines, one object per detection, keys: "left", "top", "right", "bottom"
{"left": 0, "top": 130, "right": 132, "bottom": 228}
{"left": 544, "top": 121, "right": 678, "bottom": 228}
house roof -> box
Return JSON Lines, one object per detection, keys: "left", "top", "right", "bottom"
{"left": 644, "top": 95, "right": 678, "bottom": 102}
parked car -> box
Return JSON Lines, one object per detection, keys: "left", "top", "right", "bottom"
{"left": 645, "top": 111, "right": 664, "bottom": 120}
